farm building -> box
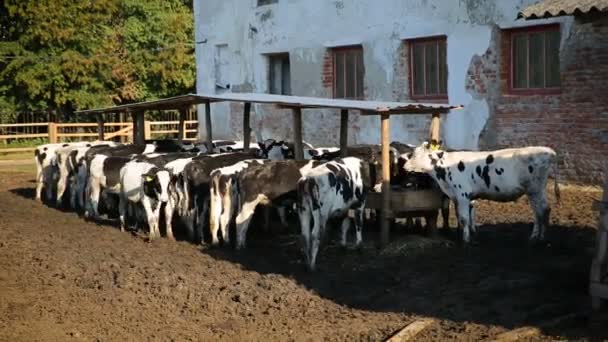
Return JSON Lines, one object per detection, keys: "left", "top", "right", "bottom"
{"left": 193, "top": 0, "right": 608, "bottom": 184}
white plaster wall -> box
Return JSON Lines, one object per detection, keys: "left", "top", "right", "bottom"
{"left": 193, "top": 0, "right": 566, "bottom": 148}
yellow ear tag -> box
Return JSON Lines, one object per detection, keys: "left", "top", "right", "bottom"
{"left": 430, "top": 142, "right": 441, "bottom": 151}
{"left": 145, "top": 175, "right": 154, "bottom": 182}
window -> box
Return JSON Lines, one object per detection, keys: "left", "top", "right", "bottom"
{"left": 268, "top": 53, "right": 291, "bottom": 95}
{"left": 409, "top": 36, "right": 448, "bottom": 99}
{"left": 258, "top": 0, "right": 277, "bottom": 6}
{"left": 510, "top": 25, "right": 560, "bottom": 91}
{"left": 333, "top": 46, "right": 364, "bottom": 99}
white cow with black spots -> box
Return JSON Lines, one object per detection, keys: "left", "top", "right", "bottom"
{"left": 403, "top": 142, "right": 560, "bottom": 244}
{"left": 297, "top": 157, "right": 373, "bottom": 271}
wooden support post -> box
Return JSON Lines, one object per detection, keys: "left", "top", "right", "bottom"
{"left": 178, "top": 107, "right": 187, "bottom": 143}
{"left": 243, "top": 102, "right": 251, "bottom": 152}
{"left": 132, "top": 111, "right": 145, "bottom": 145}
{"left": 429, "top": 112, "right": 441, "bottom": 145}
{"left": 292, "top": 107, "right": 304, "bottom": 160}
{"left": 380, "top": 114, "right": 391, "bottom": 247}
{"left": 205, "top": 101, "right": 213, "bottom": 151}
{"left": 340, "top": 109, "right": 349, "bottom": 157}
{"left": 48, "top": 122, "right": 58, "bottom": 143}
{"left": 96, "top": 113, "right": 105, "bottom": 141}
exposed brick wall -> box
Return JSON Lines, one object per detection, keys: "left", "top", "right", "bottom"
{"left": 487, "top": 17, "right": 608, "bottom": 184}
{"left": 321, "top": 50, "right": 333, "bottom": 93}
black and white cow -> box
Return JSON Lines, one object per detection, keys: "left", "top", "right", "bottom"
{"left": 403, "top": 142, "right": 560, "bottom": 243}
{"left": 179, "top": 151, "right": 261, "bottom": 242}
{"left": 232, "top": 160, "right": 324, "bottom": 249}
{"left": 34, "top": 143, "right": 75, "bottom": 202}
{"left": 208, "top": 159, "right": 268, "bottom": 246}
{"left": 256, "top": 139, "right": 315, "bottom": 160}
{"left": 297, "top": 157, "right": 373, "bottom": 271}
{"left": 55, "top": 141, "right": 118, "bottom": 207}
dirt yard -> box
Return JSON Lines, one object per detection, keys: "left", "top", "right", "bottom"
{"left": 1, "top": 169, "right": 606, "bottom": 341}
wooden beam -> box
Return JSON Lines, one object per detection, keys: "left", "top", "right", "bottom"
{"left": 292, "top": 107, "right": 304, "bottom": 160}
{"left": 243, "top": 102, "right": 251, "bottom": 152}
{"left": 380, "top": 113, "right": 391, "bottom": 247}
{"left": 96, "top": 113, "right": 105, "bottom": 141}
{"left": 205, "top": 101, "right": 213, "bottom": 151}
{"left": 340, "top": 109, "right": 349, "bottom": 157}
{"left": 178, "top": 107, "right": 187, "bottom": 143}
{"left": 132, "top": 111, "right": 145, "bottom": 145}
{"left": 429, "top": 112, "right": 441, "bottom": 145}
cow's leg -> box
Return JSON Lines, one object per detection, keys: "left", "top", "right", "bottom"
{"left": 263, "top": 206, "right": 271, "bottom": 232}
{"left": 56, "top": 169, "right": 69, "bottom": 207}
{"left": 87, "top": 177, "right": 102, "bottom": 219}
{"left": 353, "top": 208, "right": 364, "bottom": 247}
{"left": 141, "top": 196, "right": 158, "bottom": 240}
{"left": 340, "top": 217, "right": 351, "bottom": 246}
{"left": 35, "top": 170, "right": 44, "bottom": 201}
{"left": 405, "top": 217, "right": 414, "bottom": 229}
{"left": 528, "top": 193, "right": 550, "bottom": 241}
{"left": 219, "top": 191, "right": 233, "bottom": 245}
{"left": 469, "top": 201, "right": 477, "bottom": 233}
{"left": 164, "top": 199, "right": 175, "bottom": 240}
{"left": 196, "top": 196, "right": 210, "bottom": 244}
{"left": 235, "top": 199, "right": 259, "bottom": 250}
{"left": 441, "top": 197, "right": 450, "bottom": 229}
{"left": 309, "top": 212, "right": 323, "bottom": 271}
{"left": 455, "top": 199, "right": 472, "bottom": 243}
{"left": 299, "top": 205, "right": 312, "bottom": 267}
{"left": 118, "top": 195, "right": 128, "bottom": 232}
{"left": 209, "top": 187, "right": 222, "bottom": 245}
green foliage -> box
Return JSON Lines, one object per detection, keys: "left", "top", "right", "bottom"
{"left": 0, "top": 0, "right": 195, "bottom": 122}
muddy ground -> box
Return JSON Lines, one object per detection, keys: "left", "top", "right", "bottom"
{"left": 0, "top": 170, "right": 607, "bottom": 341}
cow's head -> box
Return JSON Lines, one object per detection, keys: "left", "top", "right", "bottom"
{"left": 142, "top": 168, "right": 172, "bottom": 203}
{"left": 402, "top": 141, "right": 446, "bottom": 174}
{"left": 257, "top": 139, "right": 290, "bottom": 160}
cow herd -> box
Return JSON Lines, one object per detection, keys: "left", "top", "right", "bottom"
{"left": 33, "top": 138, "right": 560, "bottom": 271}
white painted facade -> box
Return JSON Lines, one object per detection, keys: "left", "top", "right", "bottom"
{"left": 193, "top": 0, "right": 568, "bottom": 150}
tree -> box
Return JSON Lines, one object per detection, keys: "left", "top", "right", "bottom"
{"left": 0, "top": 0, "right": 195, "bottom": 122}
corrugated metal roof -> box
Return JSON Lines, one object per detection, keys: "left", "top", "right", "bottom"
{"left": 518, "top": 0, "right": 608, "bottom": 19}
{"left": 75, "top": 93, "right": 462, "bottom": 116}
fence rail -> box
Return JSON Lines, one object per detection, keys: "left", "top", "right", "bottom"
{"left": 0, "top": 120, "right": 199, "bottom": 147}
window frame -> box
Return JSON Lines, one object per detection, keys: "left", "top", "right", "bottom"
{"left": 332, "top": 45, "right": 365, "bottom": 100}
{"left": 257, "top": 0, "right": 278, "bottom": 6}
{"left": 408, "top": 35, "right": 448, "bottom": 101}
{"left": 267, "top": 53, "right": 291, "bottom": 95}
{"left": 507, "top": 24, "right": 561, "bottom": 95}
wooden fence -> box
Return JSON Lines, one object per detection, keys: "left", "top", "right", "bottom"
{"left": 0, "top": 120, "right": 198, "bottom": 151}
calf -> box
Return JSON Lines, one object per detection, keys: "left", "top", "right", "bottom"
{"left": 297, "top": 157, "right": 373, "bottom": 271}
{"left": 232, "top": 160, "right": 323, "bottom": 249}
{"left": 208, "top": 159, "right": 267, "bottom": 245}
{"left": 403, "top": 142, "right": 560, "bottom": 243}
{"left": 119, "top": 161, "right": 172, "bottom": 240}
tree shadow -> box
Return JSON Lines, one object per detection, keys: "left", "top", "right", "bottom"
{"left": 202, "top": 218, "right": 605, "bottom": 340}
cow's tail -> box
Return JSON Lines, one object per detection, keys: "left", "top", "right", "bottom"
{"left": 553, "top": 155, "right": 561, "bottom": 206}
{"left": 178, "top": 174, "right": 190, "bottom": 217}
{"left": 209, "top": 174, "right": 221, "bottom": 234}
